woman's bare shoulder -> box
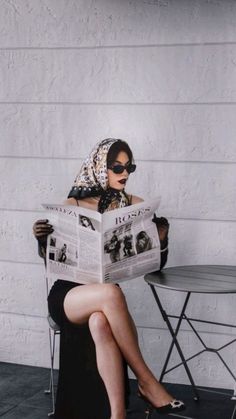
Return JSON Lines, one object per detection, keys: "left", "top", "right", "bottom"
{"left": 63, "top": 197, "right": 98, "bottom": 211}
{"left": 130, "top": 195, "right": 144, "bottom": 205}
{"left": 63, "top": 198, "right": 78, "bottom": 206}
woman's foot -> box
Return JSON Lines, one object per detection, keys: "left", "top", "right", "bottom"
{"left": 138, "top": 380, "right": 185, "bottom": 415}
{"left": 138, "top": 378, "right": 185, "bottom": 415}
{"left": 138, "top": 378, "right": 174, "bottom": 408}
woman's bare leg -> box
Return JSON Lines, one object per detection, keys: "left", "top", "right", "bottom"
{"left": 64, "top": 283, "right": 173, "bottom": 408}
{"left": 88, "top": 312, "right": 126, "bottom": 419}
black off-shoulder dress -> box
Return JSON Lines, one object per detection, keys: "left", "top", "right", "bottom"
{"left": 48, "top": 279, "right": 130, "bottom": 419}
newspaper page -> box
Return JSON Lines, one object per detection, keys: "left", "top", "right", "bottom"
{"left": 102, "top": 197, "right": 161, "bottom": 283}
{"left": 42, "top": 204, "right": 103, "bottom": 286}
{"left": 42, "top": 197, "right": 161, "bottom": 286}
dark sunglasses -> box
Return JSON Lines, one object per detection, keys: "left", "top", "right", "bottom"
{"left": 108, "top": 163, "right": 136, "bottom": 174}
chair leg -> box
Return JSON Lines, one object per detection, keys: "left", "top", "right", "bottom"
{"left": 44, "top": 328, "right": 56, "bottom": 417}
{"left": 231, "top": 404, "right": 236, "bottom": 419}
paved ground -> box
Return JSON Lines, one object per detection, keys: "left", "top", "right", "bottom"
{"left": 0, "top": 362, "right": 235, "bottom": 418}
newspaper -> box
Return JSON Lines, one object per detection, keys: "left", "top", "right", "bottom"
{"left": 42, "top": 197, "right": 161, "bottom": 285}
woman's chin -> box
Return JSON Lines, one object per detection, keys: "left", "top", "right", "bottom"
{"left": 110, "top": 183, "right": 125, "bottom": 191}
{"left": 117, "top": 184, "right": 125, "bottom": 191}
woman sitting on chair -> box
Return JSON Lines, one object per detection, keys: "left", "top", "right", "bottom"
{"left": 33, "top": 138, "right": 185, "bottom": 419}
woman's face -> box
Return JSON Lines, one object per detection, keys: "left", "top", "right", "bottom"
{"left": 107, "top": 151, "right": 130, "bottom": 190}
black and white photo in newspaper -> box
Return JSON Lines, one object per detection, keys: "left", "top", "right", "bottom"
{"left": 102, "top": 197, "right": 161, "bottom": 283}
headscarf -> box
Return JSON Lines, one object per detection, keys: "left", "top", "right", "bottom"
{"left": 67, "top": 138, "right": 131, "bottom": 213}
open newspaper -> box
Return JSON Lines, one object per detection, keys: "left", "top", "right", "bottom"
{"left": 42, "top": 197, "right": 161, "bottom": 285}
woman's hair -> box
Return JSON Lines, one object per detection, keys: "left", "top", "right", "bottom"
{"left": 80, "top": 215, "right": 95, "bottom": 230}
{"left": 106, "top": 140, "right": 134, "bottom": 167}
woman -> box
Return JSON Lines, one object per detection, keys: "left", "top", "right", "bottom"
{"left": 123, "top": 234, "right": 133, "bottom": 257}
{"left": 80, "top": 215, "right": 95, "bottom": 231}
{"left": 33, "top": 139, "right": 185, "bottom": 419}
{"left": 58, "top": 243, "right": 67, "bottom": 263}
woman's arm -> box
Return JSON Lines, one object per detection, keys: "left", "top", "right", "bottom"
{"left": 130, "top": 196, "right": 169, "bottom": 270}
{"left": 152, "top": 215, "right": 169, "bottom": 270}
{"left": 131, "top": 195, "right": 144, "bottom": 205}
{"left": 63, "top": 197, "right": 78, "bottom": 206}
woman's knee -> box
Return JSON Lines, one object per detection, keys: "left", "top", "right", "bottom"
{"left": 88, "top": 312, "right": 112, "bottom": 341}
{"left": 102, "top": 284, "right": 126, "bottom": 308}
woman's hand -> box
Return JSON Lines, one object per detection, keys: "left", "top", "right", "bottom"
{"left": 152, "top": 216, "right": 169, "bottom": 245}
{"left": 152, "top": 216, "right": 169, "bottom": 269}
{"left": 33, "top": 219, "right": 53, "bottom": 261}
{"left": 156, "top": 217, "right": 169, "bottom": 242}
{"left": 33, "top": 219, "right": 54, "bottom": 242}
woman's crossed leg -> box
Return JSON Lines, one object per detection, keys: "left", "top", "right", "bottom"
{"left": 64, "top": 283, "right": 173, "bottom": 419}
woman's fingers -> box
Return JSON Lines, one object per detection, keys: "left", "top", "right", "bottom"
{"left": 35, "top": 225, "right": 53, "bottom": 232}
{"left": 35, "top": 227, "right": 53, "bottom": 234}
{"left": 33, "top": 219, "right": 53, "bottom": 238}
{"left": 35, "top": 224, "right": 53, "bottom": 231}
{"left": 33, "top": 219, "right": 49, "bottom": 228}
{"left": 33, "top": 219, "right": 48, "bottom": 229}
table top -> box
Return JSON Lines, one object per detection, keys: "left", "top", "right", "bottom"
{"left": 144, "top": 265, "right": 236, "bottom": 294}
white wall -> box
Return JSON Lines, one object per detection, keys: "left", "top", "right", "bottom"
{"left": 0, "top": 0, "right": 236, "bottom": 390}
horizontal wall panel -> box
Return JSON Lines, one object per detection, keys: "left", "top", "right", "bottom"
{"left": 1, "top": 45, "right": 236, "bottom": 103}
{"left": 1, "top": 158, "right": 235, "bottom": 220}
{"left": 1, "top": 104, "right": 236, "bottom": 162}
{"left": 130, "top": 161, "right": 236, "bottom": 221}
{"left": 0, "top": 211, "right": 48, "bottom": 264}
{"left": 168, "top": 219, "right": 236, "bottom": 267}
{"left": 0, "top": 262, "right": 47, "bottom": 317}
{"left": 0, "top": 313, "right": 59, "bottom": 368}
{"left": 134, "top": 327, "right": 236, "bottom": 389}
{"left": 1, "top": 0, "right": 236, "bottom": 48}
{"left": 0, "top": 157, "right": 80, "bottom": 211}
{"left": 0, "top": 210, "right": 235, "bottom": 265}
{"left": 0, "top": 312, "right": 234, "bottom": 387}
{"left": 0, "top": 251, "right": 235, "bottom": 332}
{"left": 121, "top": 276, "right": 236, "bottom": 331}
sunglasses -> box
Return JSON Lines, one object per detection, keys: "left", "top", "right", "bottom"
{"left": 108, "top": 163, "right": 136, "bottom": 174}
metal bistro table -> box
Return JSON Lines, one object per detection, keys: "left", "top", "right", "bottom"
{"left": 144, "top": 265, "right": 236, "bottom": 401}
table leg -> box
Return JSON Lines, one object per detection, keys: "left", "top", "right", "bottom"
{"left": 149, "top": 285, "right": 200, "bottom": 400}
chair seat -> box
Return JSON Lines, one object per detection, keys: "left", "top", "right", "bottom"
{"left": 47, "top": 313, "right": 60, "bottom": 331}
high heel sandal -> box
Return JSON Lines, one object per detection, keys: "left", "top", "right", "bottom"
{"left": 138, "top": 389, "right": 186, "bottom": 417}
